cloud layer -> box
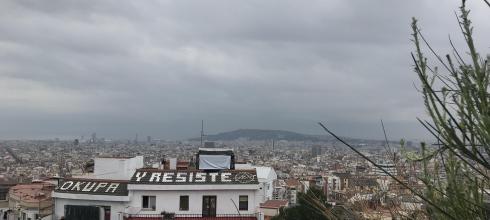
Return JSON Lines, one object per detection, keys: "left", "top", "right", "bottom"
{"left": 0, "top": 0, "right": 488, "bottom": 140}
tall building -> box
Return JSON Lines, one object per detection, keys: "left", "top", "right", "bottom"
{"left": 311, "top": 145, "right": 322, "bottom": 157}
{"left": 147, "top": 136, "right": 152, "bottom": 143}
{"left": 134, "top": 133, "right": 138, "bottom": 144}
{"left": 91, "top": 132, "right": 97, "bottom": 143}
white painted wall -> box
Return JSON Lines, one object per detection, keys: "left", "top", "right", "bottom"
{"left": 168, "top": 158, "right": 177, "bottom": 170}
{"left": 128, "top": 189, "right": 259, "bottom": 215}
{"left": 94, "top": 156, "right": 144, "bottom": 180}
{"left": 54, "top": 197, "right": 126, "bottom": 220}
{"left": 253, "top": 167, "right": 277, "bottom": 203}
{"left": 261, "top": 207, "right": 279, "bottom": 217}
{"left": 11, "top": 209, "right": 50, "bottom": 220}
{"left": 53, "top": 184, "right": 261, "bottom": 218}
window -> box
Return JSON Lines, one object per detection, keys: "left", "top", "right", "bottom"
{"left": 0, "top": 187, "right": 7, "bottom": 200}
{"left": 180, "top": 195, "right": 189, "bottom": 211}
{"left": 239, "top": 195, "right": 248, "bottom": 211}
{"left": 142, "top": 196, "right": 156, "bottom": 210}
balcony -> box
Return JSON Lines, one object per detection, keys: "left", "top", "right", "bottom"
{"left": 123, "top": 213, "right": 258, "bottom": 220}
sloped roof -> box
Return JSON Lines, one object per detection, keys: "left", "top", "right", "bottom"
{"left": 260, "top": 200, "right": 288, "bottom": 209}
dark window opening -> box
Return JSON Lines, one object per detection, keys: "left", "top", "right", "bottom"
{"left": 0, "top": 188, "right": 7, "bottom": 200}
{"left": 142, "top": 196, "right": 156, "bottom": 210}
{"left": 239, "top": 195, "right": 248, "bottom": 211}
{"left": 180, "top": 195, "right": 189, "bottom": 211}
{"left": 65, "top": 205, "right": 100, "bottom": 220}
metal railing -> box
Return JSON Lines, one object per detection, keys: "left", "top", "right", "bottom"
{"left": 123, "top": 213, "right": 258, "bottom": 220}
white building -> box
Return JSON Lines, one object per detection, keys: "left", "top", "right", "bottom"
{"left": 373, "top": 160, "right": 397, "bottom": 177}
{"left": 326, "top": 175, "right": 341, "bottom": 192}
{"left": 93, "top": 156, "right": 144, "bottom": 180}
{"left": 238, "top": 166, "right": 277, "bottom": 203}
{"left": 53, "top": 151, "right": 275, "bottom": 220}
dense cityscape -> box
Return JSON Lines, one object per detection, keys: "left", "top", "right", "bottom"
{"left": 0, "top": 129, "right": 432, "bottom": 219}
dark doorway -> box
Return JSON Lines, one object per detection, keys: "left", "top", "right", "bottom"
{"left": 202, "top": 196, "right": 217, "bottom": 217}
{"left": 103, "top": 206, "right": 111, "bottom": 220}
{"left": 65, "top": 205, "right": 99, "bottom": 220}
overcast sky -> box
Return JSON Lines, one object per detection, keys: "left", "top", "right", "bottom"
{"left": 0, "top": 0, "right": 488, "bottom": 140}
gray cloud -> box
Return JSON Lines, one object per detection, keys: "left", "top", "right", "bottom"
{"left": 0, "top": 0, "right": 488, "bottom": 140}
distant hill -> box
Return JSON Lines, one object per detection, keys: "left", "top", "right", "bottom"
{"left": 188, "top": 129, "right": 399, "bottom": 148}
{"left": 190, "top": 129, "right": 334, "bottom": 142}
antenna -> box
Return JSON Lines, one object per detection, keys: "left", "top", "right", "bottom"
{"left": 230, "top": 199, "right": 241, "bottom": 216}
{"left": 380, "top": 119, "right": 395, "bottom": 162}
{"left": 200, "top": 120, "right": 204, "bottom": 148}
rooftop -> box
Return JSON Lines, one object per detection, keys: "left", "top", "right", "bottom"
{"left": 285, "top": 179, "right": 301, "bottom": 187}
{"left": 9, "top": 182, "right": 55, "bottom": 203}
{"left": 260, "top": 200, "right": 289, "bottom": 209}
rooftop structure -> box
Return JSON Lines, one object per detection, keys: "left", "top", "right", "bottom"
{"left": 197, "top": 148, "right": 235, "bottom": 170}
{"left": 93, "top": 156, "right": 144, "bottom": 180}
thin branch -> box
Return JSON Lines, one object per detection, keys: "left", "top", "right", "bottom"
{"left": 318, "top": 122, "right": 457, "bottom": 220}
{"left": 449, "top": 35, "right": 467, "bottom": 67}
{"left": 416, "top": 29, "right": 455, "bottom": 76}
{"left": 380, "top": 119, "right": 395, "bottom": 163}
{"left": 418, "top": 118, "right": 489, "bottom": 180}
{"left": 484, "top": 0, "right": 490, "bottom": 9}
{"left": 412, "top": 53, "right": 490, "bottom": 169}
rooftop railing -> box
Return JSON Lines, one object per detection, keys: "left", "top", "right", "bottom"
{"left": 123, "top": 213, "right": 258, "bottom": 220}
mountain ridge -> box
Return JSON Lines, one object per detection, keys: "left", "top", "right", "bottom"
{"left": 190, "top": 128, "right": 336, "bottom": 142}
{"left": 189, "top": 129, "right": 399, "bottom": 146}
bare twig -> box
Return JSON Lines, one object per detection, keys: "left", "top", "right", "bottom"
{"left": 484, "top": 0, "right": 490, "bottom": 8}
{"left": 318, "top": 122, "right": 457, "bottom": 220}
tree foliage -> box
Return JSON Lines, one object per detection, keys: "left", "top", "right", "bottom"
{"left": 408, "top": 1, "right": 489, "bottom": 219}
{"left": 314, "top": 1, "right": 489, "bottom": 219}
